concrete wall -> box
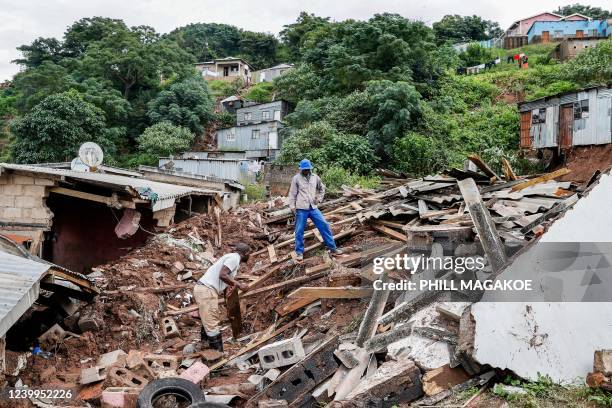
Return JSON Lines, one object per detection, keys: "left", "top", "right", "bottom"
{"left": 237, "top": 101, "right": 289, "bottom": 126}
{"left": 0, "top": 173, "right": 54, "bottom": 229}
{"left": 528, "top": 20, "right": 607, "bottom": 42}
{"left": 264, "top": 163, "right": 296, "bottom": 197}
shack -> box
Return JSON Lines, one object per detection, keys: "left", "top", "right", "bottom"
{"left": 519, "top": 86, "right": 612, "bottom": 150}
{"left": 0, "top": 163, "right": 220, "bottom": 272}
{"left": 216, "top": 121, "right": 283, "bottom": 160}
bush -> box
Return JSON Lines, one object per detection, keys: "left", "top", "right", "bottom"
{"left": 137, "top": 122, "right": 194, "bottom": 157}
{"left": 244, "top": 183, "right": 266, "bottom": 202}
{"left": 243, "top": 82, "right": 275, "bottom": 103}
{"left": 391, "top": 133, "right": 450, "bottom": 176}
{"left": 208, "top": 78, "right": 244, "bottom": 98}
{"left": 319, "top": 166, "right": 381, "bottom": 193}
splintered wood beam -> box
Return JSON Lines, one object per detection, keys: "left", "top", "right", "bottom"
{"left": 49, "top": 187, "right": 135, "bottom": 209}
{"left": 468, "top": 154, "right": 501, "bottom": 181}
{"left": 501, "top": 158, "right": 517, "bottom": 181}
{"left": 275, "top": 296, "right": 319, "bottom": 316}
{"left": 241, "top": 270, "right": 328, "bottom": 299}
{"left": 288, "top": 286, "right": 373, "bottom": 299}
{"left": 458, "top": 178, "right": 507, "bottom": 273}
{"left": 510, "top": 168, "right": 571, "bottom": 192}
{"left": 267, "top": 245, "right": 278, "bottom": 263}
{"left": 370, "top": 223, "right": 407, "bottom": 242}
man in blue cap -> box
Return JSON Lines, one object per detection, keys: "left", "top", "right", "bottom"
{"left": 288, "top": 159, "right": 342, "bottom": 261}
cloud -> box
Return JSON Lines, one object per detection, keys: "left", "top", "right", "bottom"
{"left": 1, "top": 0, "right": 610, "bottom": 81}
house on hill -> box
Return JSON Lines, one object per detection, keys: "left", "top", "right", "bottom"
{"left": 195, "top": 57, "right": 253, "bottom": 84}
{"left": 502, "top": 12, "right": 592, "bottom": 48}
{"left": 527, "top": 19, "right": 609, "bottom": 43}
{"left": 252, "top": 63, "right": 294, "bottom": 83}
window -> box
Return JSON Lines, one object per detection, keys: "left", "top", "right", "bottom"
{"left": 252, "top": 129, "right": 260, "bottom": 139}
{"left": 274, "top": 110, "right": 281, "bottom": 120}
{"left": 262, "top": 111, "right": 271, "bottom": 120}
{"left": 244, "top": 112, "right": 252, "bottom": 121}
{"left": 226, "top": 129, "right": 236, "bottom": 141}
{"left": 554, "top": 30, "right": 563, "bottom": 38}
{"left": 574, "top": 99, "right": 589, "bottom": 119}
{"left": 532, "top": 108, "right": 547, "bottom": 124}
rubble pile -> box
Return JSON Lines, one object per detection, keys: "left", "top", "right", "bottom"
{"left": 7, "top": 158, "right": 611, "bottom": 407}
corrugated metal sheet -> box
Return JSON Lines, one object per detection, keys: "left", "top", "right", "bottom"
{"left": 0, "top": 251, "right": 50, "bottom": 337}
{"left": 217, "top": 121, "right": 282, "bottom": 154}
{"left": 158, "top": 158, "right": 257, "bottom": 184}
{"left": 0, "top": 163, "right": 219, "bottom": 211}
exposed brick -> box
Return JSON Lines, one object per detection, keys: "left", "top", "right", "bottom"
{"left": 11, "top": 175, "right": 34, "bottom": 185}
{"left": 2, "top": 207, "right": 22, "bottom": 219}
{"left": 258, "top": 337, "right": 305, "bottom": 369}
{"left": 0, "top": 175, "right": 9, "bottom": 184}
{"left": 2, "top": 184, "right": 22, "bottom": 195}
{"left": 34, "top": 177, "right": 56, "bottom": 186}
{"left": 31, "top": 207, "right": 52, "bottom": 219}
{"left": 23, "top": 185, "right": 47, "bottom": 197}
{"left": 15, "top": 195, "right": 39, "bottom": 208}
{"left": 0, "top": 196, "right": 14, "bottom": 207}
{"left": 107, "top": 367, "right": 148, "bottom": 388}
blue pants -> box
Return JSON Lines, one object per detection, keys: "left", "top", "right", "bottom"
{"left": 295, "top": 208, "right": 336, "bottom": 254}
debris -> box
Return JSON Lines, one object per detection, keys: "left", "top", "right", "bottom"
{"left": 160, "top": 317, "right": 180, "bottom": 339}
{"left": 101, "top": 387, "right": 141, "bottom": 408}
{"left": 258, "top": 337, "right": 305, "bottom": 369}
{"left": 179, "top": 361, "right": 210, "bottom": 384}
{"left": 510, "top": 168, "right": 571, "bottom": 192}
{"left": 80, "top": 366, "right": 106, "bottom": 385}
{"left": 97, "top": 349, "right": 127, "bottom": 368}
{"left": 422, "top": 364, "right": 470, "bottom": 396}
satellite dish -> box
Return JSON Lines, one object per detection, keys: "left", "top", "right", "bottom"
{"left": 70, "top": 158, "right": 90, "bottom": 172}
{"left": 78, "top": 142, "right": 104, "bottom": 170}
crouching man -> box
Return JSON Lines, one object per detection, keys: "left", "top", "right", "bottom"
{"left": 288, "top": 159, "right": 342, "bottom": 261}
{"left": 193, "top": 243, "right": 250, "bottom": 351}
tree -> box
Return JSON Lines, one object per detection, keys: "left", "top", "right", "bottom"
{"left": 553, "top": 4, "right": 611, "bottom": 19}
{"left": 13, "top": 38, "right": 64, "bottom": 68}
{"left": 560, "top": 38, "right": 612, "bottom": 85}
{"left": 280, "top": 12, "right": 331, "bottom": 61}
{"left": 433, "top": 15, "right": 503, "bottom": 44}
{"left": 63, "top": 17, "right": 129, "bottom": 57}
{"left": 11, "top": 91, "right": 113, "bottom": 163}
{"left": 77, "top": 78, "right": 130, "bottom": 129}
{"left": 137, "top": 122, "right": 194, "bottom": 156}
{"left": 147, "top": 77, "right": 214, "bottom": 134}
{"left": 11, "top": 61, "right": 75, "bottom": 112}
{"left": 458, "top": 44, "right": 494, "bottom": 66}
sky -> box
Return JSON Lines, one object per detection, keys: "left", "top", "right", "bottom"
{"left": 0, "top": 0, "right": 610, "bottom": 81}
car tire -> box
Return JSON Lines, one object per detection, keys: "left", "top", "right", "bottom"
{"left": 137, "top": 378, "right": 205, "bottom": 408}
{"left": 189, "top": 402, "right": 231, "bottom": 408}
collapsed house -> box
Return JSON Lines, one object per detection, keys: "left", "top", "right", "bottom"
{"left": 2, "top": 155, "right": 611, "bottom": 406}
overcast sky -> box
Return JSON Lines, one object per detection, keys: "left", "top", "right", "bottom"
{"left": 1, "top": 0, "right": 610, "bottom": 81}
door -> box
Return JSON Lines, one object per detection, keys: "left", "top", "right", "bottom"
{"left": 223, "top": 66, "right": 229, "bottom": 77}
{"left": 575, "top": 30, "right": 583, "bottom": 38}
{"left": 268, "top": 131, "right": 278, "bottom": 149}
{"left": 558, "top": 104, "right": 574, "bottom": 148}
{"left": 542, "top": 31, "right": 550, "bottom": 43}
{"left": 520, "top": 111, "right": 532, "bottom": 148}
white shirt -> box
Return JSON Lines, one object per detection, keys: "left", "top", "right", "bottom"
{"left": 198, "top": 253, "right": 241, "bottom": 294}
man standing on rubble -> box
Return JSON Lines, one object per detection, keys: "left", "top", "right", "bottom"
{"left": 288, "top": 159, "right": 343, "bottom": 261}
{"left": 194, "top": 243, "right": 250, "bottom": 352}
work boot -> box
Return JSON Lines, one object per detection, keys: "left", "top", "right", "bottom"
{"left": 294, "top": 252, "right": 304, "bottom": 261}
{"left": 209, "top": 333, "right": 224, "bottom": 352}
{"left": 200, "top": 327, "right": 210, "bottom": 346}
{"left": 329, "top": 248, "right": 344, "bottom": 256}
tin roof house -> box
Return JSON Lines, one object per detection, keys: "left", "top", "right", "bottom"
{"left": 502, "top": 11, "right": 591, "bottom": 48}
{"left": 195, "top": 57, "right": 253, "bottom": 84}
{"left": 527, "top": 19, "right": 609, "bottom": 43}
{"left": 519, "top": 86, "right": 612, "bottom": 150}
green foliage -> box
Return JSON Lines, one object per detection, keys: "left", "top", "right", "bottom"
{"left": 280, "top": 12, "right": 331, "bottom": 62}
{"left": 11, "top": 61, "right": 74, "bottom": 112}
{"left": 391, "top": 133, "right": 450, "bottom": 176}
{"left": 63, "top": 17, "right": 130, "bottom": 58}
{"left": 584, "top": 388, "right": 612, "bottom": 406}
{"left": 319, "top": 166, "right": 381, "bottom": 192}
{"left": 433, "top": 15, "right": 502, "bottom": 44}
{"left": 553, "top": 4, "right": 612, "bottom": 19}
{"left": 10, "top": 91, "right": 114, "bottom": 163}
{"left": 76, "top": 78, "right": 130, "bottom": 128}
{"left": 208, "top": 79, "right": 243, "bottom": 98}
{"left": 147, "top": 77, "right": 214, "bottom": 134}
{"left": 560, "top": 38, "right": 612, "bottom": 86}
{"left": 13, "top": 37, "right": 64, "bottom": 68}
{"left": 213, "top": 111, "right": 236, "bottom": 128}
{"left": 243, "top": 82, "right": 275, "bottom": 103}
{"left": 274, "top": 64, "right": 323, "bottom": 103}
{"left": 244, "top": 183, "right": 266, "bottom": 202}
{"left": 458, "top": 44, "right": 494, "bottom": 66}
{"left": 137, "top": 122, "right": 194, "bottom": 157}
{"left": 277, "top": 121, "right": 377, "bottom": 175}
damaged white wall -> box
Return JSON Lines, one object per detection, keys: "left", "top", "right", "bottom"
{"left": 472, "top": 172, "right": 612, "bottom": 384}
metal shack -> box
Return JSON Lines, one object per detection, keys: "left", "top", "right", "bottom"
{"left": 519, "top": 86, "right": 612, "bottom": 150}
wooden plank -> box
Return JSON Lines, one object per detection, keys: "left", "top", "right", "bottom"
{"left": 370, "top": 223, "right": 407, "bottom": 242}
{"left": 50, "top": 187, "right": 135, "bottom": 209}
{"left": 267, "top": 245, "right": 278, "bottom": 263}
{"left": 510, "top": 168, "right": 571, "bottom": 192}
{"left": 458, "top": 178, "right": 507, "bottom": 273}
{"left": 501, "top": 158, "right": 517, "bottom": 181}
{"left": 225, "top": 288, "right": 241, "bottom": 338}
{"left": 313, "top": 229, "right": 323, "bottom": 242}
{"left": 305, "top": 260, "right": 333, "bottom": 275}
{"left": 418, "top": 199, "right": 429, "bottom": 218}
{"left": 241, "top": 271, "right": 328, "bottom": 299}
{"left": 275, "top": 297, "right": 319, "bottom": 316}
{"left": 420, "top": 208, "right": 458, "bottom": 219}
{"left": 373, "top": 219, "right": 406, "bottom": 230}
{"left": 288, "top": 286, "right": 373, "bottom": 299}
{"left": 468, "top": 154, "right": 501, "bottom": 181}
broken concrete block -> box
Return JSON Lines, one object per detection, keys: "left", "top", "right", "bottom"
{"left": 78, "top": 314, "right": 100, "bottom": 332}
{"left": 179, "top": 361, "right": 209, "bottom": 384}
{"left": 125, "top": 350, "right": 145, "bottom": 369}
{"left": 107, "top": 366, "right": 148, "bottom": 388}
{"left": 80, "top": 366, "right": 106, "bottom": 384}
{"left": 114, "top": 209, "right": 141, "bottom": 239}
{"left": 344, "top": 358, "right": 423, "bottom": 405}
{"left": 101, "top": 387, "right": 140, "bottom": 408}
{"left": 143, "top": 354, "right": 179, "bottom": 371}
{"left": 161, "top": 317, "right": 180, "bottom": 339}
{"left": 179, "top": 271, "right": 193, "bottom": 281}
{"left": 258, "top": 400, "right": 288, "bottom": 408}
{"left": 594, "top": 350, "right": 612, "bottom": 376}
{"left": 97, "top": 349, "right": 127, "bottom": 368}
{"left": 38, "top": 324, "right": 66, "bottom": 346}
{"left": 173, "top": 261, "right": 185, "bottom": 272}
{"left": 422, "top": 364, "right": 470, "bottom": 396}
{"left": 258, "top": 337, "right": 305, "bottom": 369}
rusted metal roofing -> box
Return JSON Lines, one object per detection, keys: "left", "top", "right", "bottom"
{"left": 0, "top": 163, "right": 220, "bottom": 211}
{"left": 0, "top": 251, "right": 50, "bottom": 337}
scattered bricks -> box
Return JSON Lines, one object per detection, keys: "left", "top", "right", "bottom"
{"left": 14, "top": 196, "right": 39, "bottom": 208}
{"left": 161, "top": 317, "right": 180, "bottom": 339}
{"left": 80, "top": 366, "right": 106, "bottom": 385}
{"left": 78, "top": 314, "right": 101, "bottom": 333}
{"left": 179, "top": 361, "right": 210, "bottom": 384}
{"left": 101, "top": 387, "right": 140, "bottom": 408}
{"left": 173, "top": 261, "right": 185, "bottom": 272}
{"left": 258, "top": 400, "right": 288, "bottom": 408}
{"left": 594, "top": 350, "right": 612, "bottom": 376}
{"left": 265, "top": 367, "right": 315, "bottom": 403}
{"left": 97, "top": 349, "right": 127, "bottom": 368}
{"left": 422, "top": 364, "right": 470, "bottom": 396}
{"left": 258, "top": 337, "right": 305, "bottom": 369}
{"left": 143, "top": 354, "right": 180, "bottom": 371}
{"left": 38, "top": 323, "right": 66, "bottom": 347}
{"left": 345, "top": 358, "right": 423, "bottom": 405}
{"left": 107, "top": 366, "right": 148, "bottom": 388}
{"left": 126, "top": 350, "right": 145, "bottom": 369}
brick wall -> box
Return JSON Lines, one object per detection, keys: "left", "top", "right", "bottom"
{"left": 264, "top": 164, "right": 296, "bottom": 197}
{"left": 0, "top": 173, "right": 54, "bottom": 227}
